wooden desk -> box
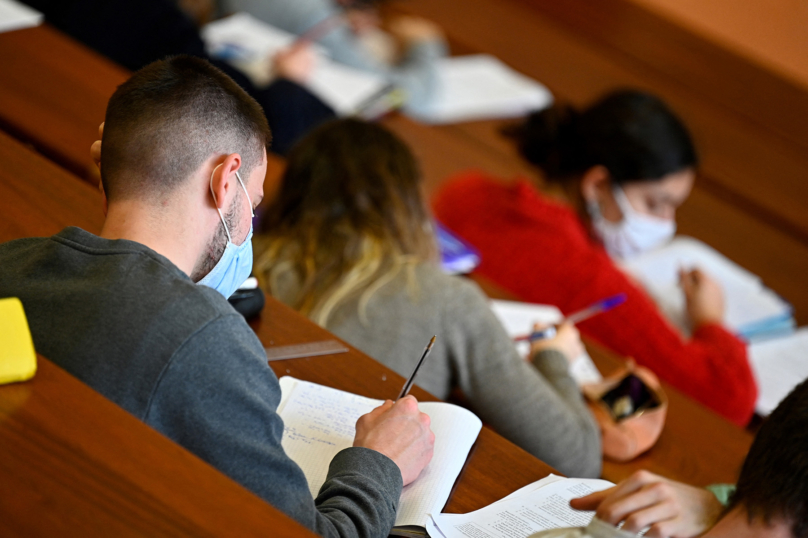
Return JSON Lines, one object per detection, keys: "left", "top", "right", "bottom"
{"left": 0, "top": 130, "right": 557, "bottom": 521}
{"left": 0, "top": 356, "right": 316, "bottom": 537}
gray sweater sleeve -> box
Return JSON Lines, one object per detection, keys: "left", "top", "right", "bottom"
{"left": 144, "top": 314, "right": 402, "bottom": 537}
{"left": 443, "top": 281, "right": 602, "bottom": 478}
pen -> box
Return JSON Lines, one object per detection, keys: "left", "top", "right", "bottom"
{"left": 396, "top": 335, "right": 437, "bottom": 400}
{"left": 514, "top": 293, "right": 627, "bottom": 342}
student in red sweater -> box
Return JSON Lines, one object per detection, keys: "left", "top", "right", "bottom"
{"left": 433, "top": 90, "right": 757, "bottom": 426}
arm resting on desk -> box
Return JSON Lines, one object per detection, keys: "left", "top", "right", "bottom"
{"left": 145, "top": 314, "right": 402, "bottom": 538}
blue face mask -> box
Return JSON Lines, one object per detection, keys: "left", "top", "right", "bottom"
{"left": 197, "top": 165, "right": 254, "bottom": 298}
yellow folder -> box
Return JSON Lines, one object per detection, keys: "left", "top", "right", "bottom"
{"left": 0, "top": 297, "right": 37, "bottom": 384}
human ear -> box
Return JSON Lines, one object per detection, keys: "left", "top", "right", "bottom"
{"left": 580, "top": 165, "right": 611, "bottom": 204}
{"left": 209, "top": 153, "right": 243, "bottom": 210}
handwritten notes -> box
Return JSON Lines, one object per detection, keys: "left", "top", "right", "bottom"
{"left": 277, "top": 377, "right": 482, "bottom": 528}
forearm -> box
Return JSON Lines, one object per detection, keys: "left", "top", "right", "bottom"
{"left": 313, "top": 448, "right": 403, "bottom": 538}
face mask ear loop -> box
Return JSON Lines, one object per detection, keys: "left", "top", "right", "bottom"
{"left": 235, "top": 171, "right": 254, "bottom": 218}
{"left": 210, "top": 163, "right": 232, "bottom": 243}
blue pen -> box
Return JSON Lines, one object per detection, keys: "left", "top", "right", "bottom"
{"left": 514, "top": 293, "right": 628, "bottom": 342}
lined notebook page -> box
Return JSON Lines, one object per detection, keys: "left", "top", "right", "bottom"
{"left": 277, "top": 377, "right": 482, "bottom": 527}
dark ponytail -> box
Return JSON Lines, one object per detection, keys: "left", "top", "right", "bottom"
{"left": 506, "top": 90, "right": 698, "bottom": 184}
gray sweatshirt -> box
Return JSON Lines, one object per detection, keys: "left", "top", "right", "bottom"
{"left": 0, "top": 227, "right": 402, "bottom": 538}
{"left": 281, "top": 263, "right": 602, "bottom": 478}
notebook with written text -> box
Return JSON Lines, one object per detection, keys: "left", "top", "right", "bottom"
{"left": 277, "top": 377, "right": 482, "bottom": 534}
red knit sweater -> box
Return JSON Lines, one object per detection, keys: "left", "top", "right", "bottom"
{"left": 433, "top": 172, "right": 757, "bottom": 426}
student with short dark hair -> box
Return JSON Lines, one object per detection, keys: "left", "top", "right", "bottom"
{"left": 433, "top": 90, "right": 757, "bottom": 426}
{"left": 254, "top": 118, "right": 602, "bottom": 478}
{"left": 0, "top": 56, "right": 434, "bottom": 538}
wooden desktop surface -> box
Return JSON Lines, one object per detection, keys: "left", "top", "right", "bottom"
{"left": 0, "top": 356, "right": 317, "bottom": 537}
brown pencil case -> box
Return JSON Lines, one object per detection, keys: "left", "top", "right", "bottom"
{"left": 582, "top": 360, "right": 668, "bottom": 462}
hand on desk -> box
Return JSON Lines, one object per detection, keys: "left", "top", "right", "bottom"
{"left": 529, "top": 322, "right": 584, "bottom": 364}
{"left": 679, "top": 268, "right": 725, "bottom": 328}
{"left": 570, "top": 470, "right": 723, "bottom": 538}
{"left": 273, "top": 44, "right": 316, "bottom": 85}
{"left": 353, "top": 395, "right": 435, "bottom": 486}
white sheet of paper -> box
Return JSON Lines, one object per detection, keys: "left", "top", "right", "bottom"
{"left": 0, "top": 0, "right": 42, "bottom": 33}
{"left": 621, "top": 236, "right": 792, "bottom": 336}
{"left": 407, "top": 54, "right": 553, "bottom": 124}
{"left": 277, "top": 377, "right": 482, "bottom": 528}
{"left": 201, "top": 13, "right": 387, "bottom": 115}
{"left": 489, "top": 300, "right": 603, "bottom": 385}
{"left": 428, "top": 477, "right": 613, "bottom": 538}
{"left": 749, "top": 328, "right": 808, "bottom": 415}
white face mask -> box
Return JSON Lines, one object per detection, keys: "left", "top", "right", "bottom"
{"left": 588, "top": 186, "right": 676, "bottom": 259}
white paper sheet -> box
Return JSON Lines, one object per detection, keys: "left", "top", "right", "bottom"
{"left": 620, "top": 236, "right": 793, "bottom": 339}
{"left": 429, "top": 477, "right": 613, "bottom": 538}
{"left": 278, "top": 377, "right": 482, "bottom": 527}
{"left": 0, "top": 0, "right": 42, "bottom": 33}
{"left": 407, "top": 55, "right": 553, "bottom": 124}
{"left": 489, "top": 300, "right": 603, "bottom": 385}
{"left": 749, "top": 327, "right": 808, "bottom": 415}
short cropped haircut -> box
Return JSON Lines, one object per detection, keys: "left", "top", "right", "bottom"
{"left": 729, "top": 378, "right": 808, "bottom": 537}
{"left": 101, "top": 56, "right": 270, "bottom": 202}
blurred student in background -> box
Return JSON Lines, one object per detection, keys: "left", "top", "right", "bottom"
{"left": 24, "top": 0, "right": 334, "bottom": 154}
{"left": 216, "top": 0, "right": 446, "bottom": 110}
{"left": 254, "top": 118, "right": 602, "bottom": 478}
{"left": 433, "top": 90, "right": 757, "bottom": 426}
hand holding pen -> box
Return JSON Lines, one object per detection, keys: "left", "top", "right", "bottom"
{"left": 515, "top": 293, "right": 627, "bottom": 343}
{"left": 529, "top": 322, "right": 584, "bottom": 364}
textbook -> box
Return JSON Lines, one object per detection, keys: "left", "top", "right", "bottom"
{"left": 427, "top": 474, "right": 613, "bottom": 538}
{"left": 489, "top": 300, "right": 603, "bottom": 386}
{"left": 202, "top": 13, "right": 390, "bottom": 116}
{"left": 406, "top": 54, "right": 553, "bottom": 124}
{"left": 277, "top": 377, "right": 482, "bottom": 535}
{"left": 620, "top": 236, "right": 794, "bottom": 342}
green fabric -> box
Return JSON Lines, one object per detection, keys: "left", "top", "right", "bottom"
{"left": 706, "top": 484, "right": 736, "bottom": 506}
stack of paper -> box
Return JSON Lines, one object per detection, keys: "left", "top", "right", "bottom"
{"left": 620, "top": 236, "right": 794, "bottom": 342}
{"left": 427, "top": 475, "right": 613, "bottom": 538}
{"left": 489, "top": 300, "right": 603, "bottom": 386}
{"left": 749, "top": 328, "right": 808, "bottom": 415}
{"left": 202, "top": 13, "right": 389, "bottom": 116}
{"left": 406, "top": 54, "right": 553, "bottom": 124}
{"left": 0, "top": 0, "right": 42, "bottom": 34}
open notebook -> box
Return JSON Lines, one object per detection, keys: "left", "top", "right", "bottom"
{"left": 406, "top": 54, "right": 553, "bottom": 124}
{"left": 620, "top": 236, "right": 794, "bottom": 342}
{"left": 277, "top": 377, "right": 482, "bottom": 535}
{"left": 0, "top": 0, "right": 42, "bottom": 33}
{"left": 749, "top": 328, "right": 808, "bottom": 415}
{"left": 489, "top": 300, "right": 603, "bottom": 386}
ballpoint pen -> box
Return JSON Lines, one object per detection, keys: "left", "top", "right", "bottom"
{"left": 514, "top": 293, "right": 627, "bottom": 342}
{"left": 396, "top": 335, "right": 437, "bottom": 400}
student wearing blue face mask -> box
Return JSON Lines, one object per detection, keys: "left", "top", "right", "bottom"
{"left": 433, "top": 90, "right": 757, "bottom": 426}
{"left": 0, "top": 56, "right": 435, "bottom": 538}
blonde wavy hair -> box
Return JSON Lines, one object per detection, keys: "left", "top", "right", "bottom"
{"left": 255, "top": 119, "right": 437, "bottom": 326}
